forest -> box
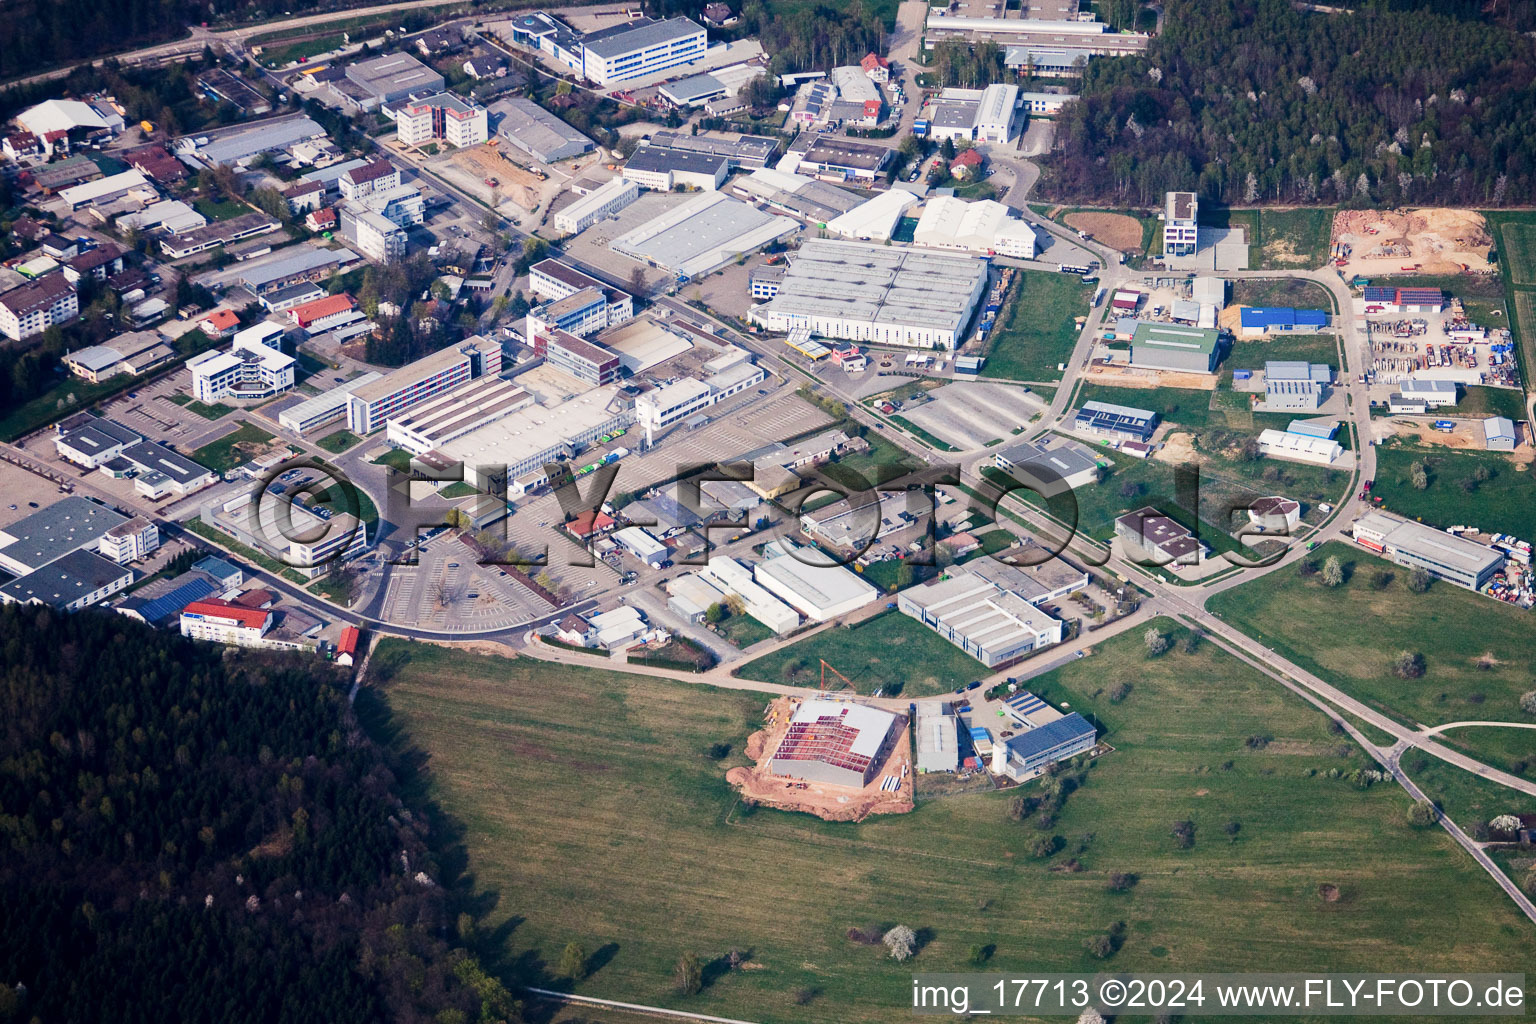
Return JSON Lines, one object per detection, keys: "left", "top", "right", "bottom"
{"left": 0, "top": 608, "right": 518, "bottom": 1023}
{"left": 1050, "top": 0, "right": 1536, "bottom": 206}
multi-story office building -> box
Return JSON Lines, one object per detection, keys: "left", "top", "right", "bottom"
{"left": 338, "top": 158, "right": 401, "bottom": 200}
{"left": 346, "top": 336, "right": 503, "bottom": 433}
{"left": 98, "top": 516, "right": 161, "bottom": 564}
{"left": 524, "top": 286, "right": 614, "bottom": 343}
{"left": 535, "top": 329, "right": 622, "bottom": 386}
{"left": 339, "top": 204, "right": 408, "bottom": 263}
{"left": 394, "top": 92, "right": 488, "bottom": 148}
{"left": 186, "top": 322, "right": 294, "bottom": 402}
{"left": 1163, "top": 190, "right": 1198, "bottom": 259}
{"left": 180, "top": 598, "right": 275, "bottom": 647}
{"left": 580, "top": 17, "right": 707, "bottom": 86}
{"left": 553, "top": 177, "right": 640, "bottom": 234}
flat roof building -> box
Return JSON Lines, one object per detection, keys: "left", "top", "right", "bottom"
{"left": 385, "top": 377, "right": 535, "bottom": 454}
{"left": 749, "top": 238, "right": 989, "bottom": 350}
{"left": 1128, "top": 321, "right": 1222, "bottom": 373}
{"left": 441, "top": 385, "right": 635, "bottom": 493}
{"left": 345, "top": 52, "right": 446, "bottom": 107}
{"left": 623, "top": 145, "right": 729, "bottom": 192}
{"left": 610, "top": 192, "right": 798, "bottom": 279}
{"left": 554, "top": 177, "right": 640, "bottom": 234}
{"left": 753, "top": 546, "right": 879, "bottom": 622}
{"left": 915, "top": 703, "right": 960, "bottom": 773}
{"left": 1352, "top": 510, "right": 1504, "bottom": 592}
{"left": 992, "top": 712, "right": 1096, "bottom": 781}
{"left": 0, "top": 547, "right": 133, "bottom": 611}
{"left": 0, "top": 496, "right": 131, "bottom": 576}
{"left": 278, "top": 372, "right": 383, "bottom": 433}
{"left": 491, "top": 96, "right": 595, "bottom": 163}
{"left": 1114, "top": 506, "right": 1209, "bottom": 565}
{"left": 1074, "top": 400, "right": 1157, "bottom": 441}
{"left": 897, "top": 561, "right": 1066, "bottom": 668}
{"left": 768, "top": 699, "right": 899, "bottom": 787}
{"left": 795, "top": 136, "right": 893, "bottom": 182}
{"left": 580, "top": 17, "right": 708, "bottom": 86}
{"left": 645, "top": 129, "right": 778, "bottom": 168}
{"left": 993, "top": 437, "right": 1103, "bottom": 494}
{"left": 346, "top": 336, "right": 503, "bottom": 434}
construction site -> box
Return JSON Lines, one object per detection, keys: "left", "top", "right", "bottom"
{"left": 728, "top": 695, "right": 914, "bottom": 823}
{"left": 1329, "top": 208, "right": 1496, "bottom": 277}
{"left": 430, "top": 142, "right": 566, "bottom": 219}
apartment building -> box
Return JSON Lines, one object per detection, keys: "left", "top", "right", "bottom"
{"left": 0, "top": 273, "right": 78, "bottom": 341}
{"left": 394, "top": 92, "right": 488, "bottom": 148}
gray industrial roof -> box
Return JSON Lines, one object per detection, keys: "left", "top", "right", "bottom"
{"left": 757, "top": 238, "right": 988, "bottom": 334}
{"left": 0, "top": 497, "right": 130, "bottom": 573}
{"left": 647, "top": 129, "right": 778, "bottom": 167}
{"left": 192, "top": 116, "right": 326, "bottom": 166}
{"left": 582, "top": 17, "right": 703, "bottom": 59}
{"left": 238, "top": 246, "right": 356, "bottom": 289}
{"left": 491, "top": 96, "right": 594, "bottom": 162}
{"left": 1354, "top": 510, "right": 1504, "bottom": 578}
{"left": 625, "top": 145, "right": 729, "bottom": 177}
{"left": 0, "top": 548, "right": 131, "bottom": 608}
{"left": 610, "top": 192, "right": 798, "bottom": 278}
{"left": 121, "top": 441, "right": 209, "bottom": 486}
{"left": 661, "top": 73, "right": 726, "bottom": 104}
{"left": 58, "top": 418, "right": 142, "bottom": 457}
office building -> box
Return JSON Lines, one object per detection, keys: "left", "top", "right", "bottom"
{"left": 339, "top": 204, "right": 408, "bottom": 263}
{"left": 1352, "top": 510, "right": 1505, "bottom": 592}
{"left": 53, "top": 418, "right": 142, "bottom": 470}
{"left": 993, "top": 437, "right": 1103, "bottom": 494}
{"left": 534, "top": 329, "right": 623, "bottom": 386}
{"left": 579, "top": 17, "right": 708, "bottom": 86}
{"left": 749, "top": 239, "right": 989, "bottom": 350}
{"left": 200, "top": 491, "right": 371, "bottom": 579}
{"left": 394, "top": 92, "right": 488, "bottom": 148}
{"left": 98, "top": 516, "right": 161, "bottom": 564}
{"left": 277, "top": 372, "right": 384, "bottom": 433}
{"left": 187, "top": 322, "right": 295, "bottom": 402}
{"left": 1163, "top": 191, "right": 1198, "bottom": 259}
{"left": 346, "top": 336, "right": 503, "bottom": 433}
{"left": 180, "top": 598, "right": 275, "bottom": 648}
{"left": 990, "top": 712, "right": 1096, "bottom": 781}
{"left": 1073, "top": 400, "right": 1157, "bottom": 442}
{"left": 634, "top": 362, "right": 765, "bottom": 433}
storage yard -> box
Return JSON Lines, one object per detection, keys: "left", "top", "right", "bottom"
{"left": 1329, "top": 208, "right": 1495, "bottom": 278}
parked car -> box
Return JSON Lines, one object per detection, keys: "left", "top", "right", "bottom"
{"left": 967, "top": 680, "right": 982, "bottom": 690}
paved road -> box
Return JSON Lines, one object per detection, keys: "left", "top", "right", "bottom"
{"left": 1416, "top": 720, "right": 1536, "bottom": 737}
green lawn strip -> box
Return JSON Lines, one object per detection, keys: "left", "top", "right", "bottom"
{"left": 1207, "top": 541, "right": 1536, "bottom": 727}
{"left": 191, "top": 421, "right": 277, "bottom": 475}
{"left": 1450, "top": 386, "right": 1526, "bottom": 422}
{"left": 734, "top": 609, "right": 983, "bottom": 697}
{"left": 369, "top": 623, "right": 1534, "bottom": 1024}
{"left": 183, "top": 518, "right": 309, "bottom": 585}
{"left": 371, "top": 448, "right": 414, "bottom": 471}
{"left": 182, "top": 399, "right": 235, "bottom": 421}
{"left": 1254, "top": 208, "right": 1335, "bottom": 269}
{"left": 193, "top": 197, "right": 251, "bottom": 222}
{"left": 890, "top": 415, "right": 958, "bottom": 452}
{"left": 1370, "top": 443, "right": 1536, "bottom": 541}
{"left": 1400, "top": 752, "right": 1533, "bottom": 835}
{"left": 438, "top": 481, "right": 478, "bottom": 499}
{"left": 981, "top": 270, "right": 1094, "bottom": 383}
{"left": 1431, "top": 727, "right": 1536, "bottom": 778}
{"left": 315, "top": 429, "right": 363, "bottom": 455}
{"left": 713, "top": 611, "right": 775, "bottom": 649}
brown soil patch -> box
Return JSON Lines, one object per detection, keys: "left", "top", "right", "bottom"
{"left": 729, "top": 696, "right": 914, "bottom": 823}
{"left": 1152, "top": 430, "right": 1204, "bottom": 466}
{"left": 1329, "top": 207, "right": 1494, "bottom": 277}
{"left": 1318, "top": 883, "right": 1341, "bottom": 903}
{"left": 448, "top": 144, "right": 540, "bottom": 209}
{"left": 1380, "top": 418, "right": 1482, "bottom": 450}
{"left": 1194, "top": 788, "right": 1210, "bottom": 797}
{"left": 1084, "top": 365, "right": 1219, "bottom": 391}
{"left": 1064, "top": 211, "right": 1143, "bottom": 252}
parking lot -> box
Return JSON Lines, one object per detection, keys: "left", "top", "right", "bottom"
{"left": 376, "top": 533, "right": 550, "bottom": 632}
{"left": 894, "top": 381, "right": 1045, "bottom": 450}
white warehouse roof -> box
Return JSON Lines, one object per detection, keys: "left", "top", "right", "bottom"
{"left": 825, "top": 189, "right": 919, "bottom": 241}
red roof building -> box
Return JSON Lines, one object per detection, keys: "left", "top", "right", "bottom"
{"left": 200, "top": 309, "right": 240, "bottom": 335}
{"left": 336, "top": 625, "right": 361, "bottom": 665}
{"left": 288, "top": 293, "right": 357, "bottom": 329}
{"left": 949, "top": 148, "right": 984, "bottom": 179}
{"left": 231, "top": 588, "right": 275, "bottom": 609}
{"left": 181, "top": 598, "right": 274, "bottom": 631}
{"left": 566, "top": 510, "right": 617, "bottom": 539}
{"left": 860, "top": 52, "right": 890, "bottom": 81}
{"left": 306, "top": 207, "right": 338, "bottom": 232}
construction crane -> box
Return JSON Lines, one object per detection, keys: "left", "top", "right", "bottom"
{"left": 819, "top": 659, "right": 854, "bottom": 692}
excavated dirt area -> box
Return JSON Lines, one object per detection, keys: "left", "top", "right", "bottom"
{"left": 1330, "top": 208, "right": 1495, "bottom": 277}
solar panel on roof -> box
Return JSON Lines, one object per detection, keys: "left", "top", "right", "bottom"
{"left": 135, "top": 576, "right": 219, "bottom": 623}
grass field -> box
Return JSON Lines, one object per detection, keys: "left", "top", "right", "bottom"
{"left": 1224, "top": 333, "right": 1341, "bottom": 384}
{"left": 1401, "top": 752, "right": 1532, "bottom": 834}
{"left": 1370, "top": 443, "right": 1536, "bottom": 541}
{"left": 1433, "top": 727, "right": 1536, "bottom": 778}
{"left": 1255, "top": 208, "right": 1335, "bottom": 269}
{"left": 180, "top": 398, "right": 235, "bottom": 420}
{"left": 372, "top": 448, "right": 413, "bottom": 471}
{"left": 1499, "top": 220, "right": 1536, "bottom": 287}
{"left": 715, "top": 610, "right": 775, "bottom": 649}
{"left": 1452, "top": 386, "right": 1526, "bottom": 421}
{"left": 1207, "top": 541, "right": 1536, "bottom": 727}
{"left": 315, "top": 429, "right": 363, "bottom": 455}
{"left": 191, "top": 421, "right": 276, "bottom": 475}
{"left": 438, "top": 481, "right": 478, "bottom": 499}
{"left": 735, "top": 610, "right": 984, "bottom": 697}
{"left": 370, "top": 627, "right": 1534, "bottom": 1024}
{"left": 981, "top": 270, "right": 1094, "bottom": 383}
{"left": 1231, "top": 278, "right": 1333, "bottom": 310}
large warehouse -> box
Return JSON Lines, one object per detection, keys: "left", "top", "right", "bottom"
{"left": 753, "top": 546, "right": 878, "bottom": 621}
{"left": 1128, "top": 321, "right": 1222, "bottom": 373}
{"left": 492, "top": 96, "right": 595, "bottom": 163}
{"left": 768, "top": 699, "right": 900, "bottom": 788}
{"left": 610, "top": 193, "right": 798, "bottom": 279}
{"left": 748, "top": 239, "right": 989, "bottom": 350}
{"left": 913, "top": 197, "right": 1037, "bottom": 258}
{"left": 897, "top": 561, "right": 1066, "bottom": 669}
{"left": 1352, "top": 510, "right": 1505, "bottom": 592}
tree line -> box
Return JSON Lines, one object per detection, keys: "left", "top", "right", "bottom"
{"left": 0, "top": 607, "right": 520, "bottom": 1023}
{"left": 1049, "top": 0, "right": 1536, "bottom": 206}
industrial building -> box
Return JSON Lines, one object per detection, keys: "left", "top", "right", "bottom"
{"left": 615, "top": 526, "right": 670, "bottom": 568}
{"left": 533, "top": 329, "right": 623, "bottom": 386}
{"left": 915, "top": 703, "right": 960, "bottom": 773}
{"left": 62, "top": 331, "right": 174, "bottom": 383}
{"left": 1400, "top": 378, "right": 1458, "bottom": 408}
{"left": 490, "top": 96, "right": 594, "bottom": 163}
{"left": 768, "top": 699, "right": 899, "bottom": 787}
{"left": 385, "top": 377, "right": 535, "bottom": 454}
{"left": 175, "top": 115, "right": 328, "bottom": 168}
{"left": 993, "top": 437, "right": 1103, "bottom": 494}
{"left": 200, "top": 491, "right": 371, "bottom": 579}
{"left": 159, "top": 212, "right": 281, "bottom": 259}
{"left": 440, "top": 385, "right": 635, "bottom": 493}
{"left": 913, "top": 196, "right": 1037, "bottom": 258}
{"left": 635, "top": 362, "right": 766, "bottom": 434}
{"left": 622, "top": 145, "right": 729, "bottom": 191}
{"left": 697, "top": 556, "right": 800, "bottom": 633}
{"left": 346, "top": 336, "right": 503, "bottom": 433}
{"left": 1352, "top": 510, "right": 1505, "bottom": 592}
{"left": 1362, "top": 286, "right": 1445, "bottom": 314}
{"left": 794, "top": 137, "right": 893, "bottom": 183}
{"left": 660, "top": 73, "right": 727, "bottom": 108}
{"left": 1073, "top": 400, "right": 1157, "bottom": 442}
{"left": 554, "top": 177, "right": 641, "bottom": 234}
{"left": 114, "top": 442, "right": 215, "bottom": 499}
{"left": 825, "top": 189, "right": 920, "bottom": 242}
{"left": 233, "top": 245, "right": 360, "bottom": 296}
{"left": 924, "top": 7, "right": 1150, "bottom": 54}
{"left": 898, "top": 561, "right": 1068, "bottom": 668}
{"left": 753, "top": 546, "right": 879, "bottom": 621}
{"left": 922, "top": 84, "right": 1023, "bottom": 143}
{"left": 278, "top": 372, "right": 383, "bottom": 433}
{"left": 1162, "top": 190, "right": 1198, "bottom": 259}
{"left": 610, "top": 192, "right": 798, "bottom": 279}
{"left": 53, "top": 417, "right": 142, "bottom": 470}
{"left": 1114, "top": 506, "right": 1209, "bottom": 565}
{"left": 0, "top": 547, "right": 133, "bottom": 611}
{"left": 0, "top": 496, "right": 129, "bottom": 577}
{"left": 1483, "top": 416, "right": 1517, "bottom": 451}
{"left": 1256, "top": 428, "right": 1343, "bottom": 466}
{"left": 730, "top": 167, "right": 863, "bottom": 225}
{"left": 344, "top": 52, "right": 446, "bottom": 108}
{"left": 748, "top": 239, "right": 989, "bottom": 350}
{"left": 644, "top": 130, "right": 779, "bottom": 169}
{"left": 1239, "top": 306, "right": 1329, "bottom": 337}
{"left": 1262, "top": 361, "right": 1332, "bottom": 412}
{"left": 1128, "top": 321, "right": 1222, "bottom": 373}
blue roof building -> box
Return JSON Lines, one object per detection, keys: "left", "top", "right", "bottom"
{"left": 995, "top": 712, "right": 1096, "bottom": 779}
{"left": 192, "top": 555, "right": 244, "bottom": 588}
{"left": 1239, "top": 307, "right": 1329, "bottom": 335}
